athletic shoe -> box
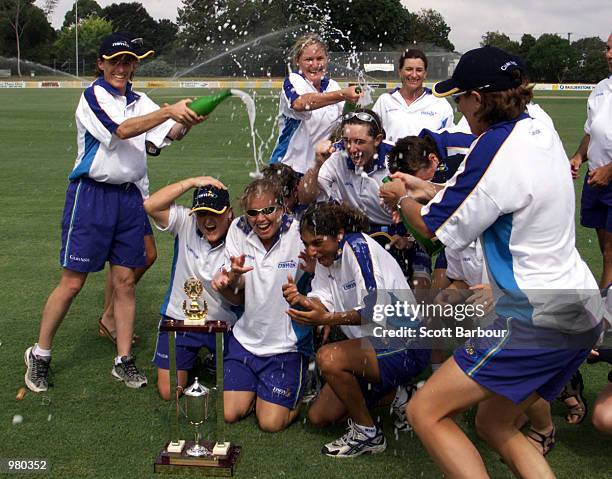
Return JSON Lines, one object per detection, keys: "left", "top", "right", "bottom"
{"left": 322, "top": 419, "right": 386, "bottom": 457}
{"left": 24, "top": 346, "right": 51, "bottom": 393}
{"left": 391, "top": 383, "right": 418, "bottom": 431}
{"left": 111, "top": 356, "right": 147, "bottom": 388}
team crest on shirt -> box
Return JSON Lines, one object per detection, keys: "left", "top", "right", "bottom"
{"left": 343, "top": 280, "right": 356, "bottom": 291}
{"left": 277, "top": 260, "right": 297, "bottom": 269}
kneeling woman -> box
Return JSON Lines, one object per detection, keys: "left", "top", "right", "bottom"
{"left": 213, "top": 178, "right": 313, "bottom": 432}
{"left": 282, "top": 202, "right": 430, "bottom": 457}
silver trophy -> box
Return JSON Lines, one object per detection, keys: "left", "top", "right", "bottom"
{"left": 183, "top": 377, "right": 211, "bottom": 457}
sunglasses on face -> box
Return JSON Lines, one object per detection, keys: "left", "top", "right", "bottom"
{"left": 341, "top": 112, "right": 381, "bottom": 131}
{"left": 245, "top": 205, "right": 280, "bottom": 217}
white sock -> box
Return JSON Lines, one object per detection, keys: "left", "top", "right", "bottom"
{"left": 114, "top": 356, "right": 125, "bottom": 366}
{"left": 355, "top": 423, "right": 378, "bottom": 437}
{"left": 431, "top": 363, "right": 441, "bottom": 372}
{"left": 33, "top": 344, "right": 51, "bottom": 359}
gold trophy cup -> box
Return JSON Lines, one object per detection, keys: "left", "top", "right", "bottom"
{"left": 182, "top": 277, "right": 209, "bottom": 324}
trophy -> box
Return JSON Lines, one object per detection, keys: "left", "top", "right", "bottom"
{"left": 154, "top": 315, "right": 241, "bottom": 475}
{"left": 182, "top": 277, "right": 209, "bottom": 324}
{"left": 184, "top": 378, "right": 211, "bottom": 457}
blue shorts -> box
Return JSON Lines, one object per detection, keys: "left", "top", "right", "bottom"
{"left": 60, "top": 178, "right": 146, "bottom": 272}
{"left": 580, "top": 175, "right": 612, "bottom": 231}
{"left": 153, "top": 317, "right": 219, "bottom": 371}
{"left": 224, "top": 333, "right": 308, "bottom": 410}
{"left": 454, "top": 316, "right": 602, "bottom": 404}
{"left": 359, "top": 341, "right": 431, "bottom": 408}
{"left": 144, "top": 214, "right": 153, "bottom": 236}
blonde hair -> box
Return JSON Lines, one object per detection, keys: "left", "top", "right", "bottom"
{"left": 290, "top": 33, "right": 328, "bottom": 69}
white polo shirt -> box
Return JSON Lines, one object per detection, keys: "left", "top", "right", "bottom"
{"left": 445, "top": 240, "right": 488, "bottom": 287}
{"left": 225, "top": 215, "right": 311, "bottom": 356}
{"left": 372, "top": 87, "right": 454, "bottom": 143}
{"left": 269, "top": 72, "right": 344, "bottom": 174}
{"left": 308, "top": 232, "right": 416, "bottom": 339}
{"left": 422, "top": 113, "right": 603, "bottom": 332}
{"left": 585, "top": 76, "right": 612, "bottom": 169}
{"left": 318, "top": 141, "right": 395, "bottom": 225}
{"left": 455, "top": 102, "right": 556, "bottom": 134}
{"left": 155, "top": 204, "right": 237, "bottom": 325}
{"left": 70, "top": 78, "right": 175, "bottom": 184}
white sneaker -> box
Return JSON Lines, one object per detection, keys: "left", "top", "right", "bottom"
{"left": 391, "top": 383, "right": 418, "bottom": 431}
{"left": 322, "top": 419, "right": 386, "bottom": 458}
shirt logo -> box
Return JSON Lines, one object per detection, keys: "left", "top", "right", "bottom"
{"left": 278, "top": 260, "right": 297, "bottom": 269}
{"left": 186, "top": 244, "right": 199, "bottom": 260}
{"left": 421, "top": 110, "right": 436, "bottom": 116}
{"left": 343, "top": 280, "right": 356, "bottom": 291}
{"left": 112, "top": 41, "right": 130, "bottom": 48}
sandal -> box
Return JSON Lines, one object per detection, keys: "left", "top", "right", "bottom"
{"left": 526, "top": 426, "right": 556, "bottom": 456}
{"left": 557, "top": 370, "right": 587, "bottom": 425}
{"left": 97, "top": 317, "right": 139, "bottom": 345}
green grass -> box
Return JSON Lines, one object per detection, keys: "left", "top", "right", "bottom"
{"left": 0, "top": 88, "right": 609, "bottom": 478}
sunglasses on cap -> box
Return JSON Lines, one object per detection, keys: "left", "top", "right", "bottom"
{"left": 341, "top": 112, "right": 381, "bottom": 131}
{"left": 245, "top": 205, "right": 280, "bottom": 217}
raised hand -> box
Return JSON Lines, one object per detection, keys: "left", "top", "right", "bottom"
{"left": 298, "top": 250, "right": 316, "bottom": 274}
{"left": 282, "top": 274, "right": 302, "bottom": 306}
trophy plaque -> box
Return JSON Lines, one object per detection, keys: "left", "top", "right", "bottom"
{"left": 154, "top": 319, "right": 241, "bottom": 476}
{"left": 182, "top": 277, "right": 209, "bottom": 324}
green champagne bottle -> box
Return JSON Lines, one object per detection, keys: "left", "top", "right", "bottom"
{"left": 188, "top": 89, "right": 232, "bottom": 116}
{"left": 342, "top": 85, "right": 362, "bottom": 114}
{"left": 382, "top": 176, "right": 445, "bottom": 256}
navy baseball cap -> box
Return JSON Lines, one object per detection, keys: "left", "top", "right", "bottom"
{"left": 433, "top": 46, "right": 524, "bottom": 98}
{"left": 191, "top": 185, "right": 230, "bottom": 215}
{"left": 99, "top": 32, "right": 154, "bottom": 60}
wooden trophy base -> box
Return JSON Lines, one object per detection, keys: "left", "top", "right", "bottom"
{"left": 154, "top": 440, "right": 241, "bottom": 477}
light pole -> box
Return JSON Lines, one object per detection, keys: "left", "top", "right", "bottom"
{"left": 75, "top": 0, "right": 79, "bottom": 77}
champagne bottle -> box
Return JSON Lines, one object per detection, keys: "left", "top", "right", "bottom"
{"left": 342, "top": 85, "right": 362, "bottom": 114}
{"left": 382, "top": 176, "right": 445, "bottom": 256}
{"left": 188, "top": 89, "right": 232, "bottom": 116}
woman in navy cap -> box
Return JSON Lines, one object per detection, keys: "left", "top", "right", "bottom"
{"left": 24, "top": 32, "right": 207, "bottom": 392}
{"left": 381, "top": 46, "right": 605, "bottom": 477}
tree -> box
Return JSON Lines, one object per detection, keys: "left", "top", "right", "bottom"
{"left": 0, "top": 0, "right": 55, "bottom": 74}
{"left": 41, "top": 0, "right": 58, "bottom": 19}
{"left": 62, "top": 0, "right": 102, "bottom": 28}
{"left": 54, "top": 15, "right": 112, "bottom": 73}
{"left": 568, "top": 37, "right": 608, "bottom": 83}
{"left": 526, "top": 33, "right": 578, "bottom": 82}
{"left": 409, "top": 8, "right": 454, "bottom": 51}
{"left": 101, "top": 2, "right": 177, "bottom": 55}
{"left": 304, "top": 0, "right": 414, "bottom": 50}
{"left": 480, "top": 31, "right": 520, "bottom": 56}
{"left": 519, "top": 33, "right": 536, "bottom": 58}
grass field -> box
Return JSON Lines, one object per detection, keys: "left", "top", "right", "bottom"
{"left": 0, "top": 86, "right": 610, "bottom": 478}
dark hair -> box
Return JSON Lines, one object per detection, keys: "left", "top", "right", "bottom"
{"left": 300, "top": 202, "right": 369, "bottom": 236}
{"left": 239, "top": 178, "right": 284, "bottom": 211}
{"left": 475, "top": 74, "right": 533, "bottom": 125}
{"left": 399, "top": 49, "right": 428, "bottom": 70}
{"left": 388, "top": 136, "right": 438, "bottom": 176}
{"left": 261, "top": 164, "right": 300, "bottom": 200}
{"left": 341, "top": 108, "right": 385, "bottom": 140}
